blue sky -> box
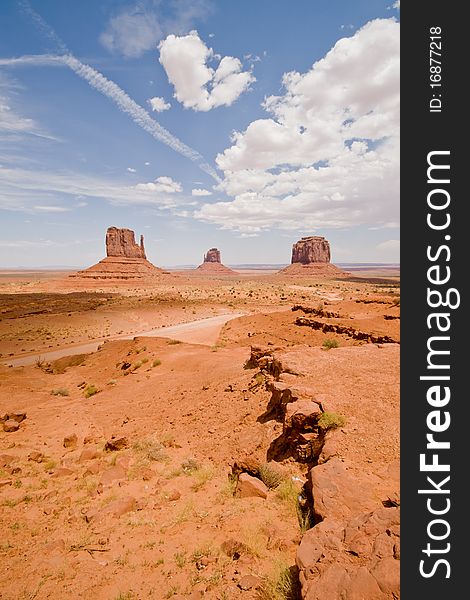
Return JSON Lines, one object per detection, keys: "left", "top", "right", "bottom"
{"left": 0, "top": 0, "right": 400, "bottom": 268}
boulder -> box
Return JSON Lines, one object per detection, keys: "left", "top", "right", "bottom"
{"left": 63, "top": 434, "right": 78, "bottom": 449}
{"left": 100, "top": 464, "right": 127, "bottom": 486}
{"left": 235, "top": 473, "right": 268, "bottom": 499}
{"left": 297, "top": 507, "right": 400, "bottom": 600}
{"left": 79, "top": 448, "right": 100, "bottom": 462}
{"left": 3, "top": 419, "right": 19, "bottom": 433}
{"left": 104, "top": 436, "right": 129, "bottom": 451}
{"left": 2, "top": 412, "right": 26, "bottom": 423}
{"left": 51, "top": 467, "right": 75, "bottom": 478}
{"left": 28, "top": 451, "right": 44, "bottom": 463}
{"left": 238, "top": 575, "right": 262, "bottom": 590}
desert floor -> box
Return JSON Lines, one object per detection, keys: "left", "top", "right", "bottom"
{"left": 0, "top": 267, "right": 400, "bottom": 600}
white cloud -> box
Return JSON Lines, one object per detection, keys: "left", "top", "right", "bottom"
{"left": 0, "top": 165, "right": 189, "bottom": 212}
{"left": 196, "top": 19, "right": 399, "bottom": 233}
{"left": 148, "top": 96, "right": 171, "bottom": 112}
{"left": 144, "top": 161, "right": 150, "bottom": 166}
{"left": 127, "top": 167, "right": 136, "bottom": 173}
{"left": 158, "top": 31, "right": 255, "bottom": 111}
{"left": 99, "top": 0, "right": 212, "bottom": 58}
{"left": 100, "top": 8, "right": 162, "bottom": 58}
{"left": 135, "top": 175, "right": 182, "bottom": 194}
{"left": 191, "top": 188, "right": 212, "bottom": 196}
{"left": 0, "top": 81, "right": 56, "bottom": 141}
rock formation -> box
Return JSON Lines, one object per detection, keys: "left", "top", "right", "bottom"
{"left": 292, "top": 236, "right": 330, "bottom": 264}
{"left": 72, "top": 226, "right": 169, "bottom": 280}
{"left": 203, "top": 248, "right": 221, "bottom": 264}
{"left": 279, "top": 235, "right": 347, "bottom": 277}
{"left": 195, "top": 247, "right": 235, "bottom": 275}
{"left": 106, "top": 227, "right": 146, "bottom": 259}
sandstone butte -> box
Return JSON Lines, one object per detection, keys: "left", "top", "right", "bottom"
{"left": 71, "top": 227, "right": 169, "bottom": 280}
{"left": 196, "top": 247, "right": 236, "bottom": 275}
{"left": 279, "top": 236, "right": 347, "bottom": 277}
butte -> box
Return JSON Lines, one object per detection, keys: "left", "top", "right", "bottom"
{"left": 279, "top": 235, "right": 347, "bottom": 277}
{"left": 71, "top": 226, "right": 170, "bottom": 280}
{"left": 195, "top": 248, "right": 235, "bottom": 275}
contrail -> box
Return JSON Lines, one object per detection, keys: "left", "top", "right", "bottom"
{"left": 12, "top": 1, "right": 221, "bottom": 182}
{"left": 18, "top": 0, "right": 69, "bottom": 55}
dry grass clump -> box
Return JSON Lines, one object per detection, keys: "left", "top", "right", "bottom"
{"left": 257, "top": 561, "right": 300, "bottom": 600}
{"left": 317, "top": 411, "right": 346, "bottom": 431}
{"left": 259, "top": 462, "right": 284, "bottom": 489}
{"left": 50, "top": 388, "right": 69, "bottom": 397}
{"left": 84, "top": 384, "right": 98, "bottom": 398}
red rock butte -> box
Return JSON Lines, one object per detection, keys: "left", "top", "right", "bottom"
{"left": 71, "top": 227, "right": 169, "bottom": 280}
{"left": 196, "top": 247, "right": 236, "bottom": 275}
{"left": 279, "top": 236, "right": 347, "bottom": 277}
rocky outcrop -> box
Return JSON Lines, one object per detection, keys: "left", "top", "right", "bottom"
{"left": 297, "top": 501, "right": 400, "bottom": 600}
{"left": 71, "top": 226, "right": 170, "bottom": 280}
{"left": 295, "top": 317, "right": 399, "bottom": 344}
{"left": 106, "top": 227, "right": 146, "bottom": 259}
{"left": 196, "top": 247, "right": 235, "bottom": 275}
{"left": 279, "top": 236, "right": 347, "bottom": 277}
{"left": 292, "top": 236, "right": 331, "bottom": 264}
{"left": 204, "top": 248, "right": 221, "bottom": 263}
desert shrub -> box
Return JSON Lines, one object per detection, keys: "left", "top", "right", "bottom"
{"left": 191, "top": 464, "right": 215, "bottom": 491}
{"left": 34, "top": 356, "right": 45, "bottom": 369}
{"left": 167, "top": 339, "right": 182, "bottom": 345}
{"left": 174, "top": 552, "right": 186, "bottom": 568}
{"left": 50, "top": 388, "right": 69, "bottom": 397}
{"left": 317, "top": 411, "right": 346, "bottom": 431}
{"left": 259, "top": 463, "right": 284, "bottom": 489}
{"left": 133, "top": 437, "right": 169, "bottom": 463}
{"left": 322, "top": 338, "right": 339, "bottom": 350}
{"left": 257, "top": 561, "right": 300, "bottom": 600}
{"left": 152, "top": 359, "right": 162, "bottom": 367}
{"left": 181, "top": 457, "right": 200, "bottom": 474}
{"left": 141, "top": 357, "right": 149, "bottom": 364}
{"left": 131, "top": 361, "right": 142, "bottom": 371}
{"left": 84, "top": 385, "right": 98, "bottom": 398}
{"left": 275, "top": 479, "right": 299, "bottom": 508}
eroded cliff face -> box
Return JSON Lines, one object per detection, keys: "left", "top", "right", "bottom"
{"left": 291, "top": 236, "right": 331, "bottom": 264}
{"left": 106, "top": 227, "right": 146, "bottom": 259}
{"left": 204, "top": 248, "right": 221, "bottom": 263}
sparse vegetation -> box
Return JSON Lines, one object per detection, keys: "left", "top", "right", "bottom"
{"left": 43, "top": 458, "right": 57, "bottom": 471}
{"left": 84, "top": 384, "right": 98, "bottom": 398}
{"left": 190, "top": 464, "right": 215, "bottom": 491}
{"left": 133, "top": 437, "right": 169, "bottom": 463}
{"left": 152, "top": 358, "right": 162, "bottom": 367}
{"left": 257, "top": 561, "right": 300, "bottom": 600}
{"left": 322, "top": 338, "right": 339, "bottom": 349}
{"left": 167, "top": 339, "right": 182, "bottom": 345}
{"left": 50, "top": 388, "right": 70, "bottom": 396}
{"left": 174, "top": 551, "right": 186, "bottom": 568}
{"left": 317, "top": 411, "right": 346, "bottom": 431}
{"left": 181, "top": 457, "right": 200, "bottom": 474}
{"left": 259, "top": 462, "right": 284, "bottom": 489}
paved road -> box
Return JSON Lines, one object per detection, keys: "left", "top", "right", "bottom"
{"left": 2, "top": 313, "right": 244, "bottom": 367}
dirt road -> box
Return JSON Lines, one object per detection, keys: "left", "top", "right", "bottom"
{"left": 2, "top": 312, "right": 244, "bottom": 367}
